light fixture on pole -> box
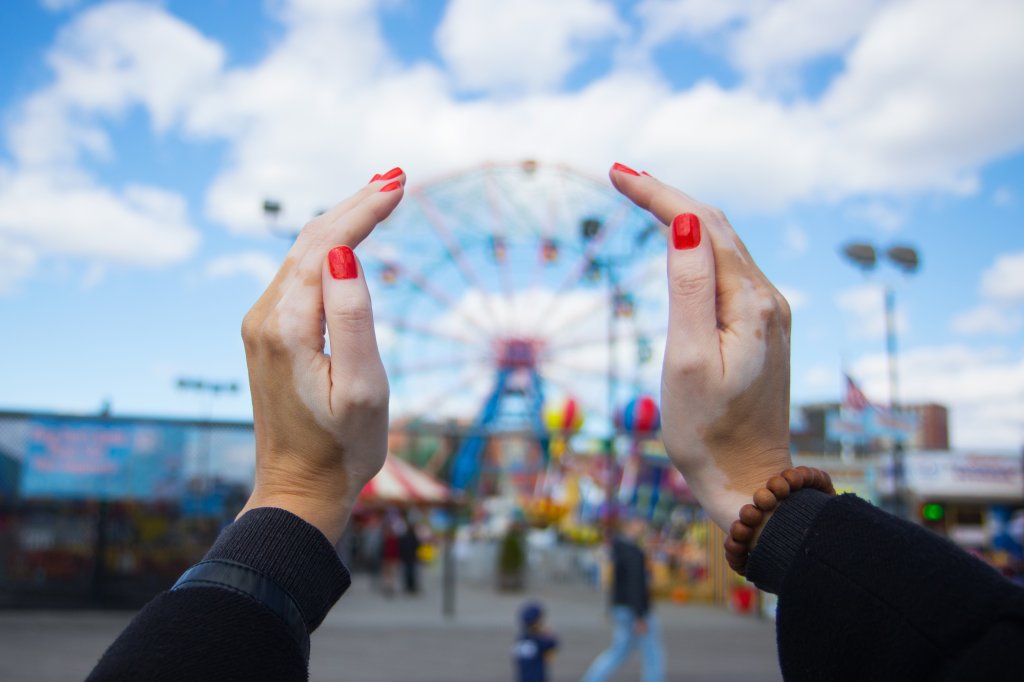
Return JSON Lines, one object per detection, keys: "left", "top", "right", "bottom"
{"left": 839, "top": 241, "right": 921, "bottom": 519}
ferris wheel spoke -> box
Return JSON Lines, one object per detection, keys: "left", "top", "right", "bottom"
{"left": 531, "top": 202, "right": 633, "bottom": 338}
{"left": 543, "top": 324, "right": 667, "bottom": 356}
{"left": 397, "top": 368, "right": 489, "bottom": 419}
{"left": 392, "top": 353, "right": 493, "bottom": 376}
{"left": 484, "top": 169, "right": 520, "bottom": 335}
{"left": 411, "top": 188, "right": 505, "bottom": 331}
{"left": 375, "top": 315, "right": 481, "bottom": 346}
{"left": 362, "top": 247, "right": 497, "bottom": 338}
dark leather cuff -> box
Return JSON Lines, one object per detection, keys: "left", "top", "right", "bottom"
{"left": 172, "top": 559, "right": 311, "bottom": 660}
{"left": 202, "top": 507, "right": 352, "bottom": 632}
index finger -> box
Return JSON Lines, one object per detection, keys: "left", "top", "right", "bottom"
{"left": 608, "top": 169, "right": 766, "bottom": 287}
{"left": 609, "top": 166, "right": 777, "bottom": 336}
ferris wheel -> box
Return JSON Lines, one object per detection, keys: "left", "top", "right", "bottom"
{"left": 360, "top": 161, "right": 669, "bottom": 490}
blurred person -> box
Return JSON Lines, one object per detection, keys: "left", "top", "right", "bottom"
{"left": 360, "top": 513, "right": 383, "bottom": 585}
{"left": 581, "top": 515, "right": 664, "bottom": 682}
{"left": 84, "top": 164, "right": 1024, "bottom": 681}
{"left": 512, "top": 600, "right": 559, "bottom": 682}
{"left": 379, "top": 512, "right": 400, "bottom": 596}
{"left": 398, "top": 511, "right": 422, "bottom": 594}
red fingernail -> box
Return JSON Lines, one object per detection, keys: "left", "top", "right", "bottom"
{"left": 370, "top": 173, "right": 381, "bottom": 183}
{"left": 381, "top": 167, "right": 403, "bottom": 180}
{"left": 641, "top": 171, "right": 651, "bottom": 176}
{"left": 328, "top": 246, "right": 357, "bottom": 280}
{"left": 672, "top": 214, "right": 701, "bottom": 250}
{"left": 379, "top": 180, "right": 401, "bottom": 192}
{"left": 612, "top": 162, "right": 640, "bottom": 176}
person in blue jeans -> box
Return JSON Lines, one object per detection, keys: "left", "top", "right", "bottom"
{"left": 582, "top": 516, "right": 665, "bottom": 682}
{"left": 513, "top": 601, "right": 559, "bottom": 682}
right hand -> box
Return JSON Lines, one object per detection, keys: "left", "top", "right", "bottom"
{"left": 609, "top": 164, "right": 794, "bottom": 533}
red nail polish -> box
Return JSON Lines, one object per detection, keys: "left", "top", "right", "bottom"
{"left": 641, "top": 171, "right": 651, "bottom": 177}
{"left": 672, "top": 213, "right": 701, "bottom": 250}
{"left": 612, "top": 162, "right": 640, "bottom": 176}
{"left": 370, "top": 173, "right": 381, "bottom": 183}
{"left": 328, "top": 246, "right": 357, "bottom": 280}
{"left": 379, "top": 180, "right": 401, "bottom": 193}
{"left": 381, "top": 167, "right": 403, "bottom": 180}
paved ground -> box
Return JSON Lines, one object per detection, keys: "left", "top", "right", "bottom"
{"left": 0, "top": 569, "right": 782, "bottom": 681}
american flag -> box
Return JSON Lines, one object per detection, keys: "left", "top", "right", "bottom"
{"left": 843, "top": 374, "right": 873, "bottom": 412}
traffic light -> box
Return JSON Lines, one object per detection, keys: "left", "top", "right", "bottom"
{"left": 921, "top": 502, "right": 945, "bottom": 522}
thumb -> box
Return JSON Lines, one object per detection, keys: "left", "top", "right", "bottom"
{"left": 322, "top": 246, "right": 387, "bottom": 392}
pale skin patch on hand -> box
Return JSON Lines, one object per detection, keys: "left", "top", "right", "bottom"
{"left": 661, "top": 275, "right": 792, "bottom": 533}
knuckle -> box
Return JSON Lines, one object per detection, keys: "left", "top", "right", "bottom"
{"left": 339, "top": 377, "right": 389, "bottom": 411}
{"left": 670, "top": 271, "right": 713, "bottom": 301}
{"left": 775, "top": 294, "right": 793, "bottom": 328}
{"left": 706, "top": 206, "right": 728, "bottom": 224}
{"left": 241, "top": 310, "right": 260, "bottom": 346}
{"left": 329, "top": 304, "right": 374, "bottom": 330}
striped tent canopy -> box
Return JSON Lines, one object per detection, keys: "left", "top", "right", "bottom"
{"left": 357, "top": 454, "right": 452, "bottom": 506}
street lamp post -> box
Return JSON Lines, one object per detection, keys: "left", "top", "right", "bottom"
{"left": 840, "top": 242, "right": 920, "bottom": 519}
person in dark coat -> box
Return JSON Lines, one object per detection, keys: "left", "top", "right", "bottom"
{"left": 398, "top": 513, "right": 421, "bottom": 594}
{"left": 581, "top": 516, "right": 664, "bottom": 682}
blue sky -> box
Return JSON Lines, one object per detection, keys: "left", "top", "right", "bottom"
{"left": 0, "top": 0, "right": 1022, "bottom": 449}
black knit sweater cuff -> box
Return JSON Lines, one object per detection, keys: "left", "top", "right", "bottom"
{"left": 203, "top": 507, "right": 351, "bottom": 632}
{"left": 747, "top": 488, "right": 832, "bottom": 594}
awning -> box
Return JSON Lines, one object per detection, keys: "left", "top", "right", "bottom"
{"left": 357, "top": 454, "right": 452, "bottom": 506}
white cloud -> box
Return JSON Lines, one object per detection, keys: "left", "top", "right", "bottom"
{"left": 847, "top": 201, "right": 906, "bottom": 232}
{"left": 981, "top": 251, "right": 1024, "bottom": 303}
{"left": 436, "top": 0, "right": 621, "bottom": 93}
{"left": 992, "top": 187, "right": 1014, "bottom": 207}
{"left": 836, "top": 282, "right": 905, "bottom": 340}
{"left": 951, "top": 250, "right": 1024, "bottom": 337}
{"left": 0, "top": 171, "right": 199, "bottom": 265}
{"left": 0, "top": 237, "right": 38, "bottom": 295}
{"left": 732, "top": 0, "right": 889, "bottom": 90}
{"left": 636, "top": 0, "right": 889, "bottom": 90}
{"left": 951, "top": 304, "right": 1022, "bottom": 336}
{"left": 777, "top": 285, "right": 808, "bottom": 311}
{"left": 205, "top": 251, "right": 280, "bottom": 286}
{"left": 782, "top": 224, "right": 809, "bottom": 255}
{"left": 0, "top": 2, "right": 212, "bottom": 290}
{"left": 851, "top": 344, "right": 1024, "bottom": 449}
{"left": 5, "top": 0, "right": 1024, "bottom": 289}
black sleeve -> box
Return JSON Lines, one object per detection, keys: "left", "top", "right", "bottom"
{"left": 86, "top": 508, "right": 351, "bottom": 682}
{"left": 747, "top": 491, "right": 1024, "bottom": 682}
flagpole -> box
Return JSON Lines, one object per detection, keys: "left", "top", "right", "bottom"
{"left": 883, "top": 285, "right": 907, "bottom": 520}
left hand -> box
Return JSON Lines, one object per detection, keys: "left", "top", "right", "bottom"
{"left": 236, "top": 171, "right": 406, "bottom": 544}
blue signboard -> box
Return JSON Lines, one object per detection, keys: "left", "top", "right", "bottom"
{"left": 826, "top": 408, "right": 919, "bottom": 444}
{"left": 21, "top": 419, "right": 186, "bottom": 500}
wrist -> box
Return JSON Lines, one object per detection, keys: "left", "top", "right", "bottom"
{"left": 723, "top": 466, "right": 835, "bottom": 576}
{"left": 237, "top": 492, "right": 353, "bottom": 546}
